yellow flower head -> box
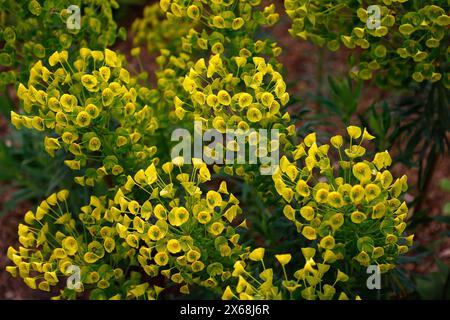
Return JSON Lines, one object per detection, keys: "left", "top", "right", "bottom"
{"left": 75, "top": 111, "right": 91, "bottom": 127}
{"left": 345, "top": 145, "right": 366, "bottom": 158}
{"left": 168, "top": 207, "right": 189, "bottom": 227}
{"left": 246, "top": 107, "right": 263, "bottom": 122}
{"left": 365, "top": 183, "right": 381, "bottom": 201}
{"left": 154, "top": 204, "right": 167, "bottom": 220}
{"left": 222, "top": 286, "right": 234, "bottom": 300}
{"left": 186, "top": 249, "right": 201, "bottom": 262}
{"left": 217, "top": 90, "right": 231, "bottom": 105}
{"left": 300, "top": 206, "right": 315, "bottom": 221}
{"left": 191, "top": 261, "right": 205, "bottom": 273}
{"left": 352, "top": 162, "right": 372, "bottom": 183}
{"left": 304, "top": 132, "right": 316, "bottom": 147}
{"left": 275, "top": 253, "right": 292, "bottom": 266}
{"left": 197, "top": 211, "right": 212, "bottom": 224}
{"left": 62, "top": 237, "right": 78, "bottom": 256}
{"left": 315, "top": 189, "right": 329, "bottom": 203}
{"left": 249, "top": 248, "right": 265, "bottom": 261}
{"left": 372, "top": 202, "right": 386, "bottom": 219}
{"left": 329, "top": 213, "right": 344, "bottom": 230}
{"left": 167, "top": 239, "right": 181, "bottom": 254}
{"left": 330, "top": 135, "right": 343, "bottom": 148}
{"left": 351, "top": 211, "right": 367, "bottom": 224}
{"left": 302, "top": 226, "right": 317, "bottom": 240}
{"left": 336, "top": 270, "right": 349, "bottom": 282}
{"left": 362, "top": 128, "right": 375, "bottom": 141}
{"left": 319, "top": 235, "right": 335, "bottom": 250}
{"left": 148, "top": 225, "right": 164, "bottom": 241}
{"left": 208, "top": 222, "right": 225, "bottom": 236}
{"left": 373, "top": 151, "right": 392, "bottom": 170}
{"left": 154, "top": 252, "right": 169, "bottom": 266}
{"left": 347, "top": 126, "right": 362, "bottom": 139}
{"left": 238, "top": 93, "right": 253, "bottom": 108}
{"left": 283, "top": 205, "right": 296, "bottom": 221}
{"left": 296, "top": 179, "right": 310, "bottom": 197}
{"left": 327, "top": 191, "right": 344, "bottom": 208}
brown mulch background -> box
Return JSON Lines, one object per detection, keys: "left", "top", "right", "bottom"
{"left": 0, "top": 1, "right": 448, "bottom": 299}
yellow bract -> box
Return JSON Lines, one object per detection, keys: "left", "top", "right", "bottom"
{"left": 347, "top": 126, "right": 362, "bottom": 139}
{"left": 206, "top": 191, "right": 222, "bottom": 209}
{"left": 249, "top": 248, "right": 265, "bottom": 261}
{"left": 302, "top": 226, "right": 317, "bottom": 240}
{"left": 275, "top": 254, "right": 292, "bottom": 266}
{"left": 352, "top": 162, "right": 371, "bottom": 183}
{"left": 168, "top": 207, "right": 190, "bottom": 226}
{"left": 300, "top": 206, "right": 315, "bottom": 221}
{"left": 167, "top": 239, "right": 181, "bottom": 254}
{"left": 62, "top": 237, "right": 78, "bottom": 255}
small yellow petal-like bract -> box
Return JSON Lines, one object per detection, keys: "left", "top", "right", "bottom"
{"left": 347, "top": 125, "right": 362, "bottom": 139}
{"left": 275, "top": 253, "right": 292, "bottom": 266}
{"left": 249, "top": 248, "right": 265, "bottom": 261}
{"left": 301, "top": 226, "right": 317, "bottom": 240}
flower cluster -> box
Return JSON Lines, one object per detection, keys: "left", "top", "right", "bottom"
{"left": 5, "top": 190, "right": 156, "bottom": 300}
{"left": 0, "top": 0, "right": 124, "bottom": 90}
{"left": 147, "top": 0, "right": 284, "bottom": 124}
{"left": 178, "top": 55, "right": 291, "bottom": 126}
{"left": 269, "top": 126, "right": 411, "bottom": 294}
{"left": 113, "top": 158, "right": 248, "bottom": 294}
{"left": 223, "top": 251, "right": 360, "bottom": 300}
{"left": 11, "top": 48, "right": 159, "bottom": 186}
{"left": 285, "top": 1, "right": 450, "bottom": 87}
{"left": 131, "top": 3, "right": 192, "bottom": 55}
{"left": 221, "top": 126, "right": 413, "bottom": 300}
{"left": 174, "top": 54, "right": 295, "bottom": 178}
{"left": 6, "top": 158, "right": 249, "bottom": 299}
{"left": 131, "top": 0, "right": 293, "bottom": 178}
{"left": 160, "top": 0, "right": 279, "bottom": 30}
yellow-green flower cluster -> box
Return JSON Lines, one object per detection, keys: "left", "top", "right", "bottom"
{"left": 273, "top": 126, "right": 413, "bottom": 272}
{"left": 160, "top": 0, "right": 279, "bottom": 30}
{"left": 11, "top": 48, "right": 159, "bottom": 186}
{"left": 113, "top": 158, "right": 248, "bottom": 294}
{"left": 171, "top": 54, "right": 295, "bottom": 179}
{"left": 5, "top": 190, "right": 158, "bottom": 300}
{"left": 6, "top": 158, "right": 250, "bottom": 298}
{"left": 131, "top": 3, "right": 192, "bottom": 55}
{"left": 223, "top": 251, "right": 360, "bottom": 300}
{"left": 178, "top": 55, "right": 291, "bottom": 125}
{"left": 0, "top": 0, "right": 124, "bottom": 89}
{"left": 149, "top": 0, "right": 284, "bottom": 123}
{"left": 285, "top": 0, "right": 450, "bottom": 88}
{"left": 219, "top": 126, "right": 413, "bottom": 301}
{"left": 133, "top": 1, "right": 292, "bottom": 179}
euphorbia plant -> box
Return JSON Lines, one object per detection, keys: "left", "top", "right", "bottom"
{"left": 0, "top": 0, "right": 124, "bottom": 91}
{"left": 284, "top": 0, "right": 450, "bottom": 88}
{"left": 4, "top": 0, "right": 415, "bottom": 300}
